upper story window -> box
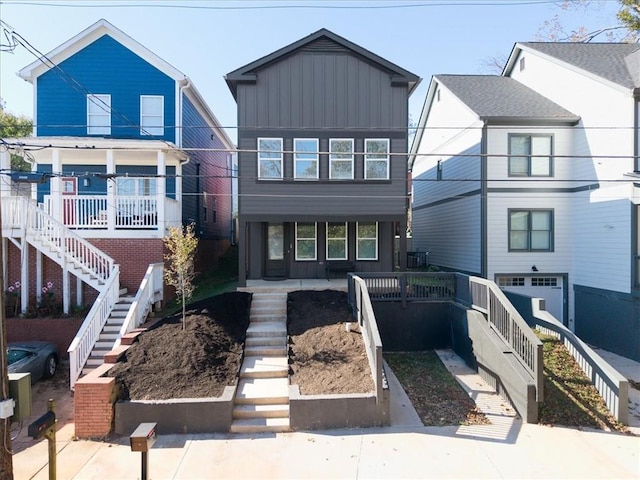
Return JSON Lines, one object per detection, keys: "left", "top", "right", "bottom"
{"left": 87, "top": 94, "right": 111, "bottom": 135}
{"left": 295, "top": 222, "right": 317, "bottom": 261}
{"left": 294, "top": 138, "right": 319, "bottom": 179}
{"left": 357, "top": 222, "right": 378, "bottom": 260}
{"left": 140, "top": 95, "right": 164, "bottom": 136}
{"left": 364, "top": 139, "right": 390, "bottom": 180}
{"left": 258, "top": 138, "right": 283, "bottom": 179}
{"left": 326, "top": 222, "right": 348, "bottom": 260}
{"left": 509, "top": 209, "right": 553, "bottom": 252}
{"left": 329, "top": 139, "right": 354, "bottom": 179}
{"left": 116, "top": 177, "right": 157, "bottom": 196}
{"left": 509, "top": 134, "right": 552, "bottom": 177}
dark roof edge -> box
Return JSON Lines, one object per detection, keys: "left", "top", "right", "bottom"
{"left": 225, "top": 28, "right": 420, "bottom": 97}
{"left": 481, "top": 115, "right": 581, "bottom": 126}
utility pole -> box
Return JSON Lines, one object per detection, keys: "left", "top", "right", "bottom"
{"left": 0, "top": 194, "right": 13, "bottom": 480}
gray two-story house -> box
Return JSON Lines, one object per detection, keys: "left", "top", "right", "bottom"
{"left": 226, "top": 29, "right": 420, "bottom": 285}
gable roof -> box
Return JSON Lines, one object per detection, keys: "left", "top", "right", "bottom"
{"left": 435, "top": 75, "right": 580, "bottom": 124}
{"left": 225, "top": 28, "right": 420, "bottom": 100}
{"left": 18, "top": 19, "right": 186, "bottom": 83}
{"left": 505, "top": 42, "right": 640, "bottom": 90}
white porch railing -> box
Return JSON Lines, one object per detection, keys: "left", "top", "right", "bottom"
{"left": 43, "top": 195, "right": 181, "bottom": 230}
{"left": 114, "top": 262, "right": 164, "bottom": 348}
{"left": 68, "top": 265, "right": 120, "bottom": 389}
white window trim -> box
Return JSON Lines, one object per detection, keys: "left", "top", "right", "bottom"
{"left": 257, "top": 137, "right": 283, "bottom": 180}
{"left": 140, "top": 95, "right": 164, "bottom": 136}
{"left": 329, "top": 138, "right": 354, "bottom": 180}
{"left": 326, "top": 222, "right": 348, "bottom": 260}
{"left": 87, "top": 94, "right": 111, "bottom": 135}
{"left": 293, "top": 138, "right": 319, "bottom": 180}
{"left": 356, "top": 222, "right": 378, "bottom": 260}
{"left": 295, "top": 222, "right": 317, "bottom": 261}
{"left": 364, "top": 139, "right": 390, "bottom": 180}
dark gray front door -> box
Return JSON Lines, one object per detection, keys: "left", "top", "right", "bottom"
{"left": 265, "top": 223, "right": 287, "bottom": 278}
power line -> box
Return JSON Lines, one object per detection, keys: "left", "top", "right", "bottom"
{"left": 1, "top": 0, "right": 559, "bottom": 11}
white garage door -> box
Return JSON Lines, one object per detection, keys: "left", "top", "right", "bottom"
{"left": 497, "top": 276, "right": 563, "bottom": 322}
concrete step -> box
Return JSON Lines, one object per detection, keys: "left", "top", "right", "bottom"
{"left": 244, "top": 345, "right": 287, "bottom": 357}
{"left": 235, "top": 378, "right": 289, "bottom": 405}
{"left": 249, "top": 314, "right": 286, "bottom": 323}
{"left": 233, "top": 404, "right": 289, "bottom": 419}
{"left": 98, "top": 333, "right": 118, "bottom": 341}
{"left": 246, "top": 323, "right": 286, "bottom": 337}
{"left": 94, "top": 341, "right": 115, "bottom": 350}
{"left": 103, "top": 325, "right": 121, "bottom": 333}
{"left": 240, "top": 356, "right": 288, "bottom": 379}
{"left": 85, "top": 358, "right": 103, "bottom": 367}
{"left": 229, "top": 417, "right": 290, "bottom": 434}
{"left": 245, "top": 336, "right": 286, "bottom": 347}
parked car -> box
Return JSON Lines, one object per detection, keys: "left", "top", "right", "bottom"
{"left": 7, "top": 341, "right": 59, "bottom": 383}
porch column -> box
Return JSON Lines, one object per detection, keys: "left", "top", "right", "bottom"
{"left": 51, "top": 149, "right": 62, "bottom": 221}
{"left": 62, "top": 265, "right": 70, "bottom": 315}
{"left": 106, "top": 150, "right": 116, "bottom": 231}
{"left": 399, "top": 219, "right": 407, "bottom": 272}
{"left": 20, "top": 241, "right": 29, "bottom": 314}
{"left": 36, "top": 250, "right": 42, "bottom": 305}
{"left": 30, "top": 158, "right": 38, "bottom": 200}
{"left": 157, "top": 151, "right": 166, "bottom": 230}
{"left": 0, "top": 149, "right": 11, "bottom": 198}
{"left": 238, "top": 219, "right": 247, "bottom": 286}
{"left": 175, "top": 161, "right": 183, "bottom": 224}
{"left": 76, "top": 276, "right": 83, "bottom": 307}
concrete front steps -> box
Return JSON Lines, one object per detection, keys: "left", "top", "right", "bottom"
{"left": 231, "top": 292, "right": 291, "bottom": 434}
{"left": 82, "top": 290, "right": 133, "bottom": 376}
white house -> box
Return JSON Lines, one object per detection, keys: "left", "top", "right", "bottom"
{"left": 410, "top": 42, "right": 640, "bottom": 362}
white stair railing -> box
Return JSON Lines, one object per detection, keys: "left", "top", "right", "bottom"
{"left": 68, "top": 265, "right": 120, "bottom": 389}
{"left": 114, "top": 263, "right": 164, "bottom": 348}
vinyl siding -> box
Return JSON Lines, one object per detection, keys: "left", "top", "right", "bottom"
{"left": 181, "top": 95, "right": 232, "bottom": 240}
{"left": 36, "top": 34, "right": 176, "bottom": 142}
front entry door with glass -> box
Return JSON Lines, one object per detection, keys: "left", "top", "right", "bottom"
{"left": 265, "top": 223, "right": 287, "bottom": 278}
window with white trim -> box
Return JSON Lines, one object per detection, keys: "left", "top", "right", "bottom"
{"left": 326, "top": 222, "right": 347, "bottom": 260}
{"left": 294, "top": 138, "right": 318, "bottom": 179}
{"left": 509, "top": 134, "right": 552, "bottom": 177}
{"left": 140, "top": 95, "right": 164, "bottom": 136}
{"left": 87, "top": 94, "right": 111, "bottom": 135}
{"left": 509, "top": 210, "right": 553, "bottom": 251}
{"left": 364, "top": 139, "right": 389, "bottom": 179}
{"left": 116, "top": 177, "right": 157, "bottom": 196}
{"left": 357, "top": 222, "right": 378, "bottom": 260}
{"left": 258, "top": 138, "right": 283, "bottom": 179}
{"left": 329, "top": 139, "right": 354, "bottom": 179}
{"left": 295, "top": 223, "right": 316, "bottom": 260}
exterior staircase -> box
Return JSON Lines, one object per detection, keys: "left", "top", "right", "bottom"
{"left": 231, "top": 292, "right": 291, "bottom": 433}
{"left": 82, "top": 290, "right": 133, "bottom": 375}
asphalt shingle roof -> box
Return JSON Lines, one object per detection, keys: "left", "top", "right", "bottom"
{"left": 435, "top": 75, "right": 579, "bottom": 121}
{"left": 520, "top": 42, "right": 640, "bottom": 89}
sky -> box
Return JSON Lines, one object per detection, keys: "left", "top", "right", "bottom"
{"left": 0, "top": 0, "right": 626, "bottom": 143}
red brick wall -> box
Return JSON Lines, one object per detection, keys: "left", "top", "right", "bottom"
{"left": 74, "top": 369, "right": 116, "bottom": 439}
{"left": 6, "top": 317, "right": 83, "bottom": 359}
{"left": 89, "top": 238, "right": 164, "bottom": 294}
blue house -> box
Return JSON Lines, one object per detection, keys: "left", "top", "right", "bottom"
{"left": 1, "top": 19, "right": 234, "bottom": 387}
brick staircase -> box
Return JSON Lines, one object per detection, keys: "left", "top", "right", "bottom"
{"left": 231, "top": 292, "right": 291, "bottom": 433}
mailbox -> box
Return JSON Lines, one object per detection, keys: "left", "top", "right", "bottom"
{"left": 28, "top": 411, "right": 56, "bottom": 439}
{"left": 130, "top": 422, "right": 157, "bottom": 452}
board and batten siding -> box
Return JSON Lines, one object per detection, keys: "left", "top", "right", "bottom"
{"left": 37, "top": 34, "right": 176, "bottom": 142}
{"left": 181, "top": 95, "right": 232, "bottom": 240}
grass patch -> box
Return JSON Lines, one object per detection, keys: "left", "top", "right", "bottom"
{"left": 537, "top": 332, "right": 629, "bottom": 433}
{"left": 384, "top": 351, "right": 489, "bottom": 426}
{"left": 161, "top": 246, "right": 239, "bottom": 316}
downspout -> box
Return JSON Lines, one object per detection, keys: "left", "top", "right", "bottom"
{"left": 481, "top": 123, "right": 488, "bottom": 279}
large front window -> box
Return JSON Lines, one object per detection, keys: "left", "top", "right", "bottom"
{"left": 295, "top": 223, "right": 316, "bottom": 260}
{"left": 116, "top": 177, "right": 157, "bottom": 196}
{"left": 329, "top": 139, "right": 354, "bottom": 179}
{"left": 365, "top": 139, "right": 389, "bottom": 179}
{"left": 258, "top": 138, "right": 283, "bottom": 179}
{"left": 357, "top": 222, "right": 378, "bottom": 260}
{"left": 326, "top": 222, "right": 347, "bottom": 260}
{"left": 294, "top": 138, "right": 318, "bottom": 179}
{"left": 87, "top": 94, "right": 111, "bottom": 135}
{"left": 509, "top": 134, "right": 552, "bottom": 177}
{"left": 140, "top": 95, "right": 164, "bottom": 136}
{"left": 509, "top": 210, "right": 553, "bottom": 251}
